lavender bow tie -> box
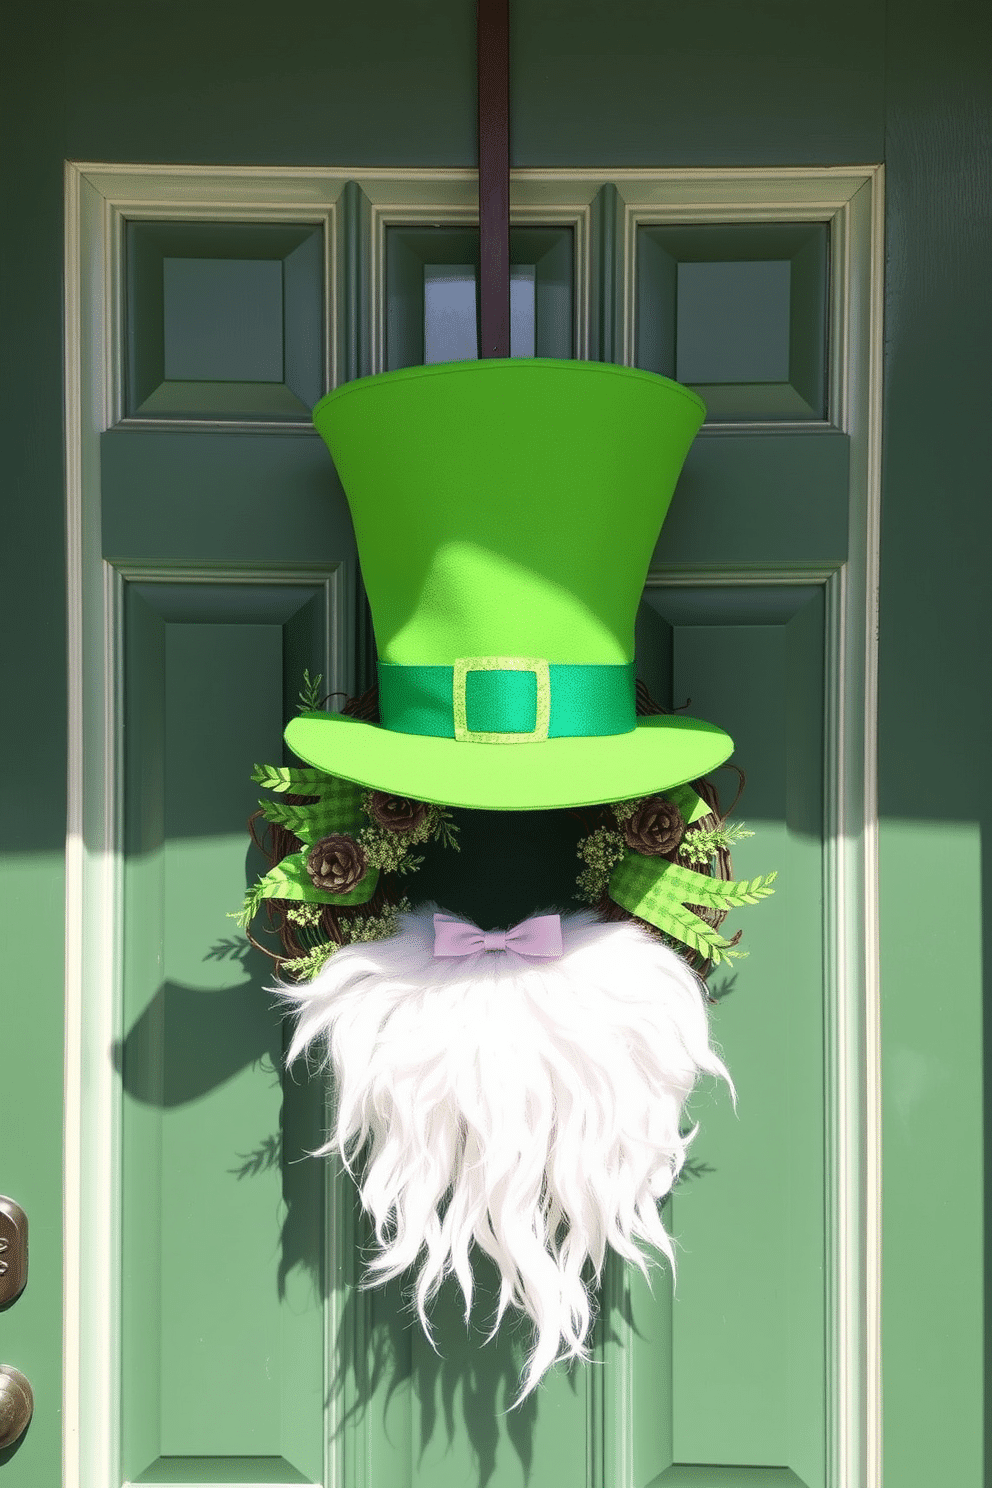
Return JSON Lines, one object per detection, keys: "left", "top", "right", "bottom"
{"left": 433, "top": 912, "right": 563, "bottom": 960}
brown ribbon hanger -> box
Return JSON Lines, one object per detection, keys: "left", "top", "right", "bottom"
{"left": 477, "top": 0, "right": 510, "bottom": 358}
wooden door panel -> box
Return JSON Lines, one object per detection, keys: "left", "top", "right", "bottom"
{"left": 597, "top": 584, "right": 829, "bottom": 1488}
{"left": 658, "top": 436, "right": 849, "bottom": 570}
{"left": 366, "top": 1270, "right": 591, "bottom": 1488}
{"left": 100, "top": 433, "right": 350, "bottom": 569}
{"left": 118, "top": 579, "right": 332, "bottom": 1485}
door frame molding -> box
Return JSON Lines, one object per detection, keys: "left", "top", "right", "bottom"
{"left": 64, "top": 161, "right": 883, "bottom": 1488}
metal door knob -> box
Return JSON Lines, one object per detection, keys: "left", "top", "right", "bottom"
{"left": 0, "top": 1197, "right": 28, "bottom": 1307}
{"left": 0, "top": 1366, "right": 33, "bottom": 1448}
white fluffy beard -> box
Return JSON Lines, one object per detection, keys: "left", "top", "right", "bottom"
{"left": 281, "top": 905, "right": 731, "bottom": 1400}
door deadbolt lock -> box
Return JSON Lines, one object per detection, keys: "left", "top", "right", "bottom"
{"left": 0, "top": 1198, "right": 28, "bottom": 1307}
{"left": 0, "top": 1367, "right": 33, "bottom": 1449}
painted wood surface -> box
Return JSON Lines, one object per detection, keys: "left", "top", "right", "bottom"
{"left": 0, "top": 2, "right": 988, "bottom": 1484}
{"left": 61, "top": 162, "right": 877, "bottom": 1488}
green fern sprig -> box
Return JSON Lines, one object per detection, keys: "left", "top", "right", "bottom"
{"left": 297, "top": 669, "right": 324, "bottom": 712}
{"left": 430, "top": 806, "right": 461, "bottom": 851}
{"left": 251, "top": 763, "right": 338, "bottom": 795}
{"left": 256, "top": 797, "right": 322, "bottom": 832}
{"left": 656, "top": 901, "right": 748, "bottom": 966}
{"left": 708, "top": 871, "right": 778, "bottom": 907}
{"left": 679, "top": 821, "right": 755, "bottom": 867}
{"left": 670, "top": 867, "right": 778, "bottom": 911}
{"left": 258, "top": 796, "right": 361, "bottom": 839}
{"left": 230, "top": 879, "right": 267, "bottom": 930}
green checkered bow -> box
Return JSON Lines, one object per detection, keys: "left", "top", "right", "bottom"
{"left": 609, "top": 850, "right": 777, "bottom": 966}
{"left": 250, "top": 764, "right": 366, "bottom": 841}
{"left": 234, "top": 765, "right": 380, "bottom": 928}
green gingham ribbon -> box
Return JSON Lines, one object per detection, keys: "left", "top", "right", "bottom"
{"left": 609, "top": 850, "right": 777, "bottom": 966}
{"left": 252, "top": 764, "right": 365, "bottom": 841}
{"left": 666, "top": 782, "right": 714, "bottom": 827}
{"left": 247, "top": 764, "right": 379, "bottom": 907}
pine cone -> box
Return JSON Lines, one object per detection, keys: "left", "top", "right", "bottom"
{"left": 623, "top": 795, "right": 686, "bottom": 857}
{"left": 305, "top": 834, "right": 368, "bottom": 894}
{"left": 367, "top": 792, "right": 430, "bottom": 835}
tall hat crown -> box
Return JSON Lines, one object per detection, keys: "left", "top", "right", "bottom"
{"left": 286, "top": 358, "right": 732, "bottom": 810}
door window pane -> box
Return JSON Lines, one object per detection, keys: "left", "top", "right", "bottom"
{"left": 424, "top": 265, "right": 478, "bottom": 363}
{"left": 388, "top": 226, "right": 571, "bottom": 369}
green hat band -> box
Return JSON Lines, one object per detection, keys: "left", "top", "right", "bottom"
{"left": 378, "top": 658, "right": 637, "bottom": 743}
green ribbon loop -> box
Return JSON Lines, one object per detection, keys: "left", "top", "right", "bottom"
{"left": 378, "top": 659, "right": 637, "bottom": 742}
{"left": 609, "top": 850, "right": 777, "bottom": 966}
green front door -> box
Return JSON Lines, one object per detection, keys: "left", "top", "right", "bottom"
{"left": 1, "top": 5, "right": 987, "bottom": 1486}
{"left": 56, "top": 159, "right": 873, "bottom": 1488}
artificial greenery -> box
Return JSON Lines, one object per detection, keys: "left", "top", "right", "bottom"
{"left": 574, "top": 784, "right": 775, "bottom": 971}
{"left": 235, "top": 757, "right": 458, "bottom": 979}
{"left": 279, "top": 899, "right": 412, "bottom": 980}
{"left": 678, "top": 820, "right": 755, "bottom": 867}
{"left": 298, "top": 668, "right": 325, "bottom": 712}
{"left": 240, "top": 676, "right": 772, "bottom": 980}
{"left": 575, "top": 826, "right": 629, "bottom": 903}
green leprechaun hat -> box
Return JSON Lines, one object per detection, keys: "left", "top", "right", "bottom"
{"left": 286, "top": 358, "right": 733, "bottom": 811}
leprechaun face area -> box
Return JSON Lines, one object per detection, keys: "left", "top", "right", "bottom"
{"left": 411, "top": 805, "right": 587, "bottom": 927}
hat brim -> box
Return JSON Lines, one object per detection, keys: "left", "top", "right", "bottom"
{"left": 284, "top": 711, "right": 734, "bottom": 812}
